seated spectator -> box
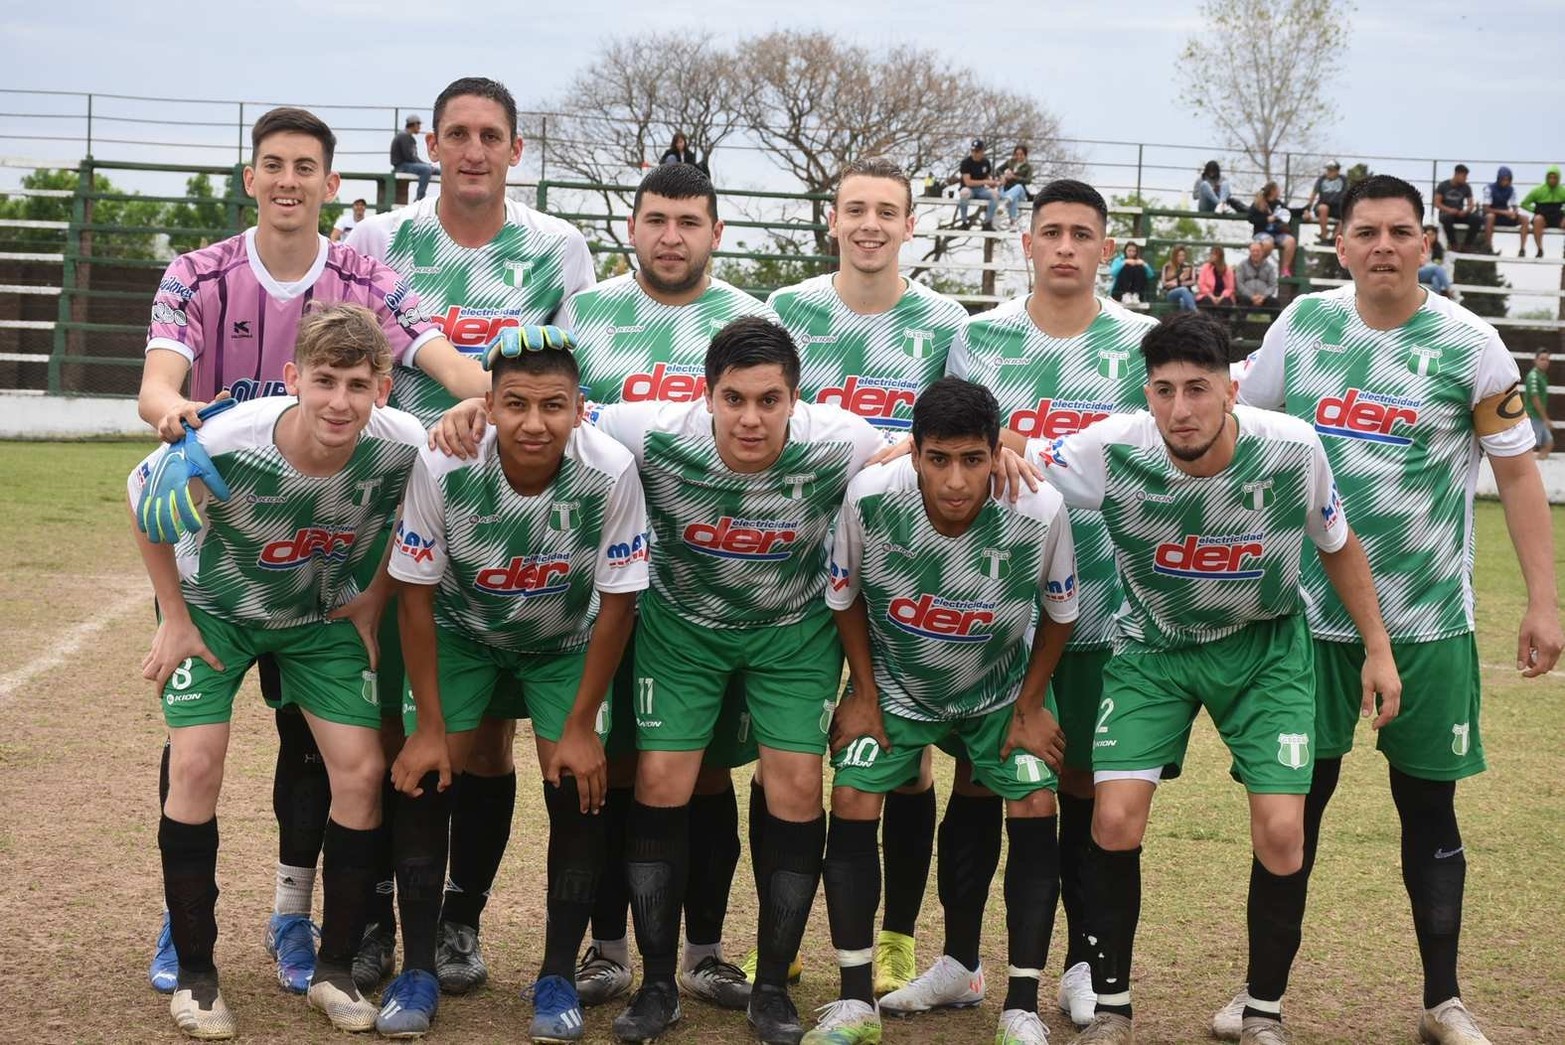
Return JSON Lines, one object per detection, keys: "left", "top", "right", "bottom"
{"left": 1306, "top": 161, "right": 1347, "bottom": 242}
{"left": 1522, "top": 165, "right": 1565, "bottom": 258}
{"left": 1418, "top": 224, "right": 1452, "bottom": 296}
{"left": 1434, "top": 164, "right": 1479, "bottom": 251}
{"left": 1193, "top": 160, "right": 1245, "bottom": 213}
{"left": 1196, "top": 245, "right": 1236, "bottom": 310}
{"left": 1159, "top": 244, "right": 1198, "bottom": 311}
{"left": 1422, "top": 224, "right": 1446, "bottom": 264}
{"left": 1109, "top": 242, "right": 1151, "bottom": 304}
{"left": 330, "top": 198, "right": 367, "bottom": 243}
{"left": 661, "top": 132, "right": 694, "bottom": 166}
{"left": 1482, "top": 166, "right": 1527, "bottom": 256}
{"left": 956, "top": 138, "right": 1000, "bottom": 230}
{"left": 390, "top": 114, "right": 437, "bottom": 201}
{"left": 995, "top": 144, "right": 1034, "bottom": 229}
{"left": 1247, "top": 181, "right": 1298, "bottom": 276}
{"left": 1234, "top": 241, "right": 1279, "bottom": 309}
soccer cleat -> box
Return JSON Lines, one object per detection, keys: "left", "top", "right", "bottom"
{"left": 612, "top": 981, "right": 682, "bottom": 1042}
{"left": 307, "top": 967, "right": 378, "bottom": 1032}
{"left": 352, "top": 921, "right": 396, "bottom": 992}
{"left": 530, "top": 974, "right": 587, "bottom": 1043}
{"left": 802, "top": 998, "right": 881, "bottom": 1044}
{"left": 150, "top": 911, "right": 180, "bottom": 994}
{"left": 170, "top": 974, "right": 236, "bottom": 1040}
{"left": 877, "top": 955, "right": 984, "bottom": 1015}
{"left": 1211, "top": 984, "right": 1251, "bottom": 1041}
{"left": 676, "top": 954, "right": 751, "bottom": 1010}
{"left": 1070, "top": 1012, "right": 1134, "bottom": 1044}
{"left": 434, "top": 920, "right": 488, "bottom": 994}
{"left": 741, "top": 947, "right": 804, "bottom": 985}
{"left": 872, "top": 931, "right": 916, "bottom": 996}
{"left": 576, "top": 944, "right": 632, "bottom": 1007}
{"left": 375, "top": 968, "right": 439, "bottom": 1038}
{"left": 1057, "top": 961, "right": 1095, "bottom": 1028}
{"left": 748, "top": 982, "right": 804, "bottom": 1045}
{"left": 1418, "top": 998, "right": 1493, "bottom": 1044}
{"left": 1239, "top": 1016, "right": 1291, "bottom": 1045}
{"left": 996, "top": 1007, "right": 1050, "bottom": 1044}
{"left": 265, "top": 912, "right": 319, "bottom": 994}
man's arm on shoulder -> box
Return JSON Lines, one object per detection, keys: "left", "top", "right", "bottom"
{"left": 139, "top": 349, "right": 202, "bottom": 441}
{"left": 412, "top": 338, "right": 490, "bottom": 400}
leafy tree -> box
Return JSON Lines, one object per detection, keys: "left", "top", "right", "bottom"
{"left": 0, "top": 168, "right": 164, "bottom": 259}
{"left": 163, "top": 173, "right": 229, "bottom": 255}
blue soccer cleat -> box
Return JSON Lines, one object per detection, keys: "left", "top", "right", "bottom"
{"left": 265, "top": 912, "right": 319, "bottom": 994}
{"left": 149, "top": 910, "right": 179, "bottom": 994}
{"left": 530, "top": 974, "right": 587, "bottom": 1043}
{"left": 376, "top": 968, "right": 440, "bottom": 1038}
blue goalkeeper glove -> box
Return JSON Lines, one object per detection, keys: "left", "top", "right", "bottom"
{"left": 137, "top": 399, "right": 236, "bottom": 543}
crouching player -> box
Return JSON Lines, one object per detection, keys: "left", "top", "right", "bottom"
{"left": 379, "top": 325, "right": 648, "bottom": 1041}
{"left": 809, "top": 377, "right": 1078, "bottom": 1045}
{"left": 130, "top": 304, "right": 427, "bottom": 1039}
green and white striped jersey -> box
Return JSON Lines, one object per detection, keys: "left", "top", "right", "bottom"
{"left": 594, "top": 400, "right": 883, "bottom": 629}
{"left": 767, "top": 275, "right": 967, "bottom": 439}
{"left": 948, "top": 296, "right": 1157, "bottom": 650}
{"left": 1027, "top": 406, "right": 1348, "bottom": 651}
{"left": 557, "top": 273, "right": 775, "bottom": 404}
{"left": 1239, "top": 286, "right": 1530, "bottom": 641}
{"left": 127, "top": 397, "right": 425, "bottom": 629}
{"left": 387, "top": 425, "right": 650, "bottom": 654}
{"left": 348, "top": 197, "right": 595, "bottom": 426}
{"left": 827, "top": 457, "right": 1077, "bottom": 721}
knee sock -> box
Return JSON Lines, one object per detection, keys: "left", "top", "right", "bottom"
{"left": 159, "top": 738, "right": 171, "bottom": 808}
{"left": 319, "top": 819, "right": 379, "bottom": 971}
{"left": 542, "top": 778, "right": 607, "bottom": 981}
{"left": 441, "top": 770, "right": 516, "bottom": 932}
{"left": 879, "top": 786, "right": 935, "bottom": 938}
{"left": 1243, "top": 857, "right": 1308, "bottom": 1015}
{"left": 822, "top": 814, "right": 879, "bottom": 1004}
{"left": 748, "top": 780, "right": 769, "bottom": 909}
{"left": 1302, "top": 756, "right": 1342, "bottom": 880}
{"left": 754, "top": 809, "right": 826, "bottom": 988}
{"left": 393, "top": 776, "right": 451, "bottom": 973}
{"left": 272, "top": 708, "right": 331, "bottom": 909}
{"left": 589, "top": 785, "right": 634, "bottom": 950}
{"left": 683, "top": 784, "right": 741, "bottom": 951}
{"left": 936, "top": 792, "right": 1003, "bottom": 971}
{"left": 626, "top": 801, "right": 689, "bottom": 985}
{"left": 1057, "top": 791, "right": 1094, "bottom": 968}
{"left": 368, "top": 771, "right": 397, "bottom": 931}
{"left": 1003, "top": 816, "right": 1060, "bottom": 1013}
{"left": 1390, "top": 767, "right": 1465, "bottom": 1009}
{"left": 1083, "top": 841, "right": 1141, "bottom": 1017}
{"left": 160, "top": 815, "right": 220, "bottom": 975}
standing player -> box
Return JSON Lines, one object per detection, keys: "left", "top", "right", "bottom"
{"left": 378, "top": 326, "right": 648, "bottom": 1039}
{"left": 347, "top": 75, "right": 596, "bottom": 994}
{"left": 1026, "top": 312, "right": 1399, "bottom": 1045}
{"left": 1218, "top": 175, "right": 1561, "bottom": 1045}
{"left": 809, "top": 377, "right": 1077, "bottom": 1045}
{"left": 766, "top": 156, "right": 968, "bottom": 995}
{"left": 137, "top": 106, "right": 481, "bottom": 996}
{"left": 131, "top": 304, "right": 427, "bottom": 1038}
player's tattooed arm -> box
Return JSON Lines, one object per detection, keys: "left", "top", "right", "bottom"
{"left": 1317, "top": 529, "right": 1402, "bottom": 727}
{"left": 1489, "top": 449, "right": 1563, "bottom": 677}
{"left": 830, "top": 596, "right": 890, "bottom": 755}
{"left": 1001, "top": 616, "right": 1071, "bottom": 771}
{"left": 545, "top": 590, "right": 636, "bottom": 814}
{"left": 392, "top": 581, "right": 451, "bottom": 797}
{"left": 128, "top": 504, "right": 224, "bottom": 690}
{"left": 429, "top": 397, "right": 490, "bottom": 459}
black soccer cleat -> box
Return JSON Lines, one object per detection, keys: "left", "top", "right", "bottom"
{"left": 747, "top": 982, "right": 804, "bottom": 1045}
{"left": 612, "top": 981, "right": 682, "bottom": 1042}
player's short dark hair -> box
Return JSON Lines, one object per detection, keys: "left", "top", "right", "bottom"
{"left": 633, "top": 163, "right": 719, "bottom": 222}
{"left": 1341, "top": 175, "right": 1424, "bottom": 227}
{"left": 488, "top": 342, "right": 581, "bottom": 386}
{"left": 1140, "top": 312, "right": 1230, "bottom": 376}
{"left": 1032, "top": 178, "right": 1108, "bottom": 228}
{"left": 704, "top": 316, "right": 800, "bottom": 392}
{"left": 251, "top": 107, "right": 336, "bottom": 170}
{"left": 912, "top": 377, "right": 1000, "bottom": 450}
{"left": 433, "top": 77, "right": 519, "bottom": 139}
{"left": 837, "top": 157, "right": 912, "bottom": 214}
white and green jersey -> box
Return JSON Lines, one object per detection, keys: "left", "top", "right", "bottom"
{"left": 767, "top": 275, "right": 966, "bottom": 439}
{"left": 949, "top": 295, "right": 1157, "bottom": 650}
{"left": 1026, "top": 406, "right": 1347, "bottom": 651}
{"left": 387, "top": 425, "right": 649, "bottom": 654}
{"left": 558, "top": 273, "right": 774, "bottom": 405}
{"left": 1239, "top": 286, "right": 1530, "bottom": 642}
{"left": 827, "top": 457, "right": 1077, "bottom": 721}
{"left": 594, "top": 400, "right": 883, "bottom": 629}
{"left": 127, "top": 397, "right": 425, "bottom": 629}
{"left": 348, "top": 197, "right": 595, "bottom": 426}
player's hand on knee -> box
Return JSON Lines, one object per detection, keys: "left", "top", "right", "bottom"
{"left": 829, "top": 691, "right": 889, "bottom": 756}
{"left": 990, "top": 447, "right": 1041, "bottom": 502}
{"left": 393, "top": 727, "right": 451, "bottom": 797}
{"left": 327, "top": 589, "right": 385, "bottom": 671}
{"left": 142, "top": 617, "right": 224, "bottom": 690}
{"left": 545, "top": 718, "right": 607, "bottom": 813}
{"left": 429, "top": 397, "right": 490, "bottom": 459}
{"left": 1517, "top": 606, "right": 1564, "bottom": 677}
{"left": 866, "top": 435, "right": 912, "bottom": 467}
{"left": 1002, "top": 706, "right": 1065, "bottom": 771}
{"left": 1360, "top": 649, "right": 1401, "bottom": 729}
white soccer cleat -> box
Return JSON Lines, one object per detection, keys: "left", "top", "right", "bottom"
{"left": 1057, "top": 960, "right": 1095, "bottom": 1028}
{"left": 1211, "top": 984, "right": 1251, "bottom": 1041}
{"left": 877, "top": 954, "right": 984, "bottom": 1015}
{"left": 1239, "top": 1016, "right": 1291, "bottom": 1045}
{"left": 1418, "top": 998, "right": 1493, "bottom": 1044}
{"left": 1070, "top": 1011, "right": 1134, "bottom": 1044}
{"left": 307, "top": 971, "right": 378, "bottom": 1032}
{"left": 996, "top": 1007, "right": 1051, "bottom": 1044}
{"left": 170, "top": 979, "right": 236, "bottom": 1040}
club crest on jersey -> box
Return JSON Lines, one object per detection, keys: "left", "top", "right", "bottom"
{"left": 548, "top": 501, "right": 582, "bottom": 532}
{"left": 1008, "top": 397, "right": 1115, "bottom": 439}
{"left": 622, "top": 363, "right": 706, "bottom": 402}
{"left": 976, "top": 547, "right": 1011, "bottom": 580}
{"left": 828, "top": 559, "right": 851, "bottom": 591}
{"left": 1451, "top": 722, "right": 1470, "bottom": 756}
{"left": 502, "top": 260, "right": 532, "bottom": 288}
{"left": 474, "top": 553, "right": 571, "bottom": 597}
{"left": 1277, "top": 732, "right": 1310, "bottom": 770}
{"left": 816, "top": 376, "right": 917, "bottom": 429}
{"left": 1314, "top": 388, "right": 1421, "bottom": 446}
{"left": 1014, "top": 753, "right": 1046, "bottom": 784}
{"left": 1097, "top": 347, "right": 1132, "bottom": 380}
{"left": 684, "top": 517, "right": 798, "bottom": 560}
{"left": 259, "top": 528, "right": 357, "bottom": 570}
{"left": 901, "top": 328, "right": 937, "bottom": 359}
{"left": 887, "top": 594, "right": 995, "bottom": 643}
{"left": 1045, "top": 572, "right": 1076, "bottom": 603}
{"left": 1407, "top": 345, "right": 1442, "bottom": 377}
{"left": 393, "top": 521, "right": 436, "bottom": 564}
{"left": 1241, "top": 479, "right": 1273, "bottom": 511}
{"left": 1153, "top": 534, "right": 1265, "bottom": 580}
{"left": 780, "top": 472, "right": 816, "bottom": 500}
{"left": 606, "top": 532, "right": 650, "bottom": 568}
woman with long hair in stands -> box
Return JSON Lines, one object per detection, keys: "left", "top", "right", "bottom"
{"left": 1247, "top": 181, "right": 1298, "bottom": 277}
{"left": 1197, "top": 244, "right": 1236, "bottom": 311}
{"left": 1160, "top": 245, "right": 1198, "bottom": 311}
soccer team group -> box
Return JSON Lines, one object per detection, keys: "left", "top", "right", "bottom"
{"left": 126, "top": 76, "right": 1561, "bottom": 1045}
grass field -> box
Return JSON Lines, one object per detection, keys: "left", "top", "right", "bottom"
{"left": 0, "top": 439, "right": 1561, "bottom": 1044}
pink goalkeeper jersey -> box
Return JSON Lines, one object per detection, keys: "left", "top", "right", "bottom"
{"left": 146, "top": 227, "right": 440, "bottom": 402}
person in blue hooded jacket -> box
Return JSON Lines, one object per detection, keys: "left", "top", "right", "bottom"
{"left": 1482, "top": 166, "right": 1527, "bottom": 255}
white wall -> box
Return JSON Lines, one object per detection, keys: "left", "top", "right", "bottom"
{"left": 0, "top": 392, "right": 146, "bottom": 439}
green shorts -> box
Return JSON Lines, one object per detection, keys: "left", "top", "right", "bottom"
{"left": 832, "top": 700, "right": 1060, "bottom": 801}
{"left": 402, "top": 626, "right": 599, "bottom": 742}
{"left": 1313, "top": 634, "right": 1483, "bottom": 780}
{"left": 162, "top": 605, "right": 381, "bottom": 729}
{"left": 1097, "top": 615, "right": 1315, "bottom": 794}
{"left": 633, "top": 594, "right": 842, "bottom": 756}
{"left": 1054, "top": 647, "right": 1111, "bottom": 772}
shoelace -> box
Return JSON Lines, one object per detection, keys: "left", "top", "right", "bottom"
{"left": 1437, "top": 1003, "right": 1483, "bottom": 1034}
{"left": 811, "top": 998, "right": 870, "bottom": 1030}
{"left": 386, "top": 971, "right": 437, "bottom": 1009}
{"left": 693, "top": 956, "right": 746, "bottom": 982}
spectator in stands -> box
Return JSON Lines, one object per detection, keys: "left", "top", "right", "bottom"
{"left": 330, "top": 198, "right": 367, "bottom": 242}
{"left": 1109, "top": 242, "right": 1151, "bottom": 304}
{"left": 1235, "top": 240, "right": 1279, "bottom": 309}
{"left": 1159, "top": 244, "right": 1198, "bottom": 311}
{"left": 1196, "top": 245, "right": 1236, "bottom": 311}
{"left": 995, "top": 144, "right": 1033, "bottom": 229}
{"left": 660, "top": 132, "right": 694, "bottom": 166}
{"left": 1247, "top": 181, "right": 1298, "bottom": 277}
{"left": 1522, "top": 165, "right": 1565, "bottom": 258}
{"left": 1418, "top": 223, "right": 1453, "bottom": 296}
{"left": 390, "top": 114, "right": 437, "bottom": 200}
{"left": 956, "top": 138, "right": 1000, "bottom": 230}
{"left": 1482, "top": 166, "right": 1527, "bottom": 255}
{"left": 1423, "top": 224, "right": 1445, "bottom": 264}
{"left": 1194, "top": 160, "right": 1244, "bottom": 213}
{"left": 1527, "top": 351, "right": 1552, "bottom": 459}
{"left": 1306, "top": 161, "right": 1348, "bottom": 242}
{"left": 1434, "top": 164, "right": 1479, "bottom": 251}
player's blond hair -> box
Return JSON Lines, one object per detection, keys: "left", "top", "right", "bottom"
{"left": 293, "top": 303, "right": 393, "bottom": 376}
